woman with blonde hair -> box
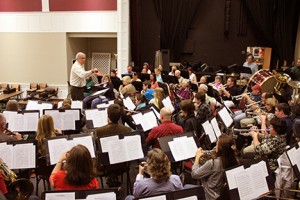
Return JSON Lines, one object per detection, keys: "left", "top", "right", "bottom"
{"left": 36, "top": 115, "right": 60, "bottom": 156}
{"left": 50, "top": 144, "right": 99, "bottom": 190}
{"left": 149, "top": 87, "right": 165, "bottom": 109}
{"left": 127, "top": 148, "right": 183, "bottom": 199}
{"left": 119, "top": 75, "right": 136, "bottom": 100}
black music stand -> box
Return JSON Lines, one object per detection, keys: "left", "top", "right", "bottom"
{"left": 132, "top": 81, "right": 143, "bottom": 92}
{"left": 228, "top": 65, "right": 252, "bottom": 76}
{"left": 162, "top": 75, "right": 179, "bottom": 84}
{"left": 121, "top": 74, "right": 132, "bottom": 79}
{"left": 111, "top": 77, "right": 122, "bottom": 90}
{"left": 181, "top": 70, "right": 189, "bottom": 79}
{"left": 138, "top": 73, "right": 150, "bottom": 82}
{"left": 158, "top": 82, "right": 170, "bottom": 96}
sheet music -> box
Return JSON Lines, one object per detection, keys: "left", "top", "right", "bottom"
{"left": 287, "top": 147, "right": 300, "bottom": 166}
{"left": 252, "top": 161, "right": 269, "bottom": 177}
{"left": 26, "top": 100, "right": 53, "bottom": 116}
{"left": 132, "top": 113, "right": 143, "bottom": 125}
{"left": 99, "top": 135, "right": 119, "bottom": 152}
{"left": 123, "top": 97, "right": 136, "bottom": 110}
{"left": 72, "top": 135, "right": 95, "bottom": 158}
{"left": 139, "top": 195, "right": 166, "bottom": 200}
{"left": 218, "top": 107, "right": 233, "bottom": 128}
{"left": 177, "top": 196, "right": 198, "bottom": 200}
{"left": 162, "top": 96, "right": 174, "bottom": 113}
{"left": 140, "top": 111, "right": 158, "bottom": 131}
{"left": 48, "top": 138, "right": 70, "bottom": 165}
{"left": 86, "top": 192, "right": 116, "bottom": 200}
{"left": 85, "top": 109, "right": 108, "bottom": 128}
{"left": 97, "top": 100, "right": 114, "bottom": 109}
{"left": 168, "top": 137, "right": 198, "bottom": 161}
{"left": 202, "top": 121, "right": 217, "bottom": 143}
{"left": 57, "top": 101, "right": 83, "bottom": 110}
{"left": 150, "top": 106, "right": 160, "bottom": 119}
{"left": 0, "top": 143, "right": 13, "bottom": 169}
{"left": 12, "top": 143, "right": 36, "bottom": 169}
{"left": 211, "top": 117, "right": 222, "bottom": 138}
{"left": 235, "top": 171, "right": 254, "bottom": 200}
{"left": 225, "top": 165, "right": 245, "bottom": 189}
{"left": 106, "top": 135, "right": 144, "bottom": 164}
{"left": 45, "top": 110, "right": 79, "bottom": 130}
{"left": 45, "top": 192, "right": 75, "bottom": 200}
{"left": 4, "top": 111, "right": 39, "bottom": 132}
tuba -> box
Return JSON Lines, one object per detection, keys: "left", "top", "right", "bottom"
{"left": 273, "top": 70, "right": 291, "bottom": 95}
{"left": 0, "top": 160, "right": 34, "bottom": 200}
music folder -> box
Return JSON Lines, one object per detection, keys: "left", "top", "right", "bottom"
{"left": 85, "top": 108, "right": 108, "bottom": 129}
{"left": 0, "top": 140, "right": 37, "bottom": 170}
{"left": 217, "top": 106, "right": 233, "bottom": 128}
{"left": 202, "top": 117, "right": 222, "bottom": 143}
{"left": 3, "top": 110, "right": 39, "bottom": 133}
{"left": 158, "top": 132, "right": 200, "bottom": 162}
{"left": 42, "top": 188, "right": 120, "bottom": 200}
{"left": 43, "top": 109, "right": 81, "bottom": 131}
{"left": 225, "top": 158, "right": 274, "bottom": 200}
{"left": 45, "top": 133, "right": 96, "bottom": 165}
{"left": 285, "top": 142, "right": 300, "bottom": 179}
{"left": 96, "top": 131, "right": 146, "bottom": 165}
{"left": 162, "top": 74, "right": 179, "bottom": 84}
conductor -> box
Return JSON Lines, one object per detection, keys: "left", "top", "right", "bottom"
{"left": 69, "top": 52, "right": 99, "bottom": 100}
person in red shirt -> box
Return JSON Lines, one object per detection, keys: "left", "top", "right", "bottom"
{"left": 49, "top": 145, "right": 99, "bottom": 190}
{"left": 146, "top": 107, "right": 183, "bottom": 148}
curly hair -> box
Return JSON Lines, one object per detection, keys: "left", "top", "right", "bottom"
{"left": 65, "top": 145, "right": 96, "bottom": 186}
{"left": 147, "top": 148, "right": 171, "bottom": 182}
{"left": 36, "top": 115, "right": 56, "bottom": 156}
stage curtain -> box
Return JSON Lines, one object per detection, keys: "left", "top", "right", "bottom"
{"left": 154, "top": 0, "right": 201, "bottom": 61}
{"left": 244, "top": 0, "right": 300, "bottom": 66}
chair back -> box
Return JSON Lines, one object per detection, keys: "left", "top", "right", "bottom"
{"left": 39, "top": 83, "right": 47, "bottom": 89}
{"left": 30, "top": 83, "right": 39, "bottom": 90}
{"left": 11, "top": 84, "right": 20, "bottom": 91}
{"left": 36, "top": 156, "right": 55, "bottom": 178}
{"left": 0, "top": 83, "right": 8, "bottom": 90}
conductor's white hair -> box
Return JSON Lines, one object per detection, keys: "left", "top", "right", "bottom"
{"left": 76, "top": 52, "right": 86, "bottom": 59}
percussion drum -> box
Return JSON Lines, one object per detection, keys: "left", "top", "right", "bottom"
{"left": 248, "top": 69, "right": 277, "bottom": 93}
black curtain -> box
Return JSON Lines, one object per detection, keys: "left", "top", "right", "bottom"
{"left": 154, "top": 0, "right": 201, "bottom": 61}
{"left": 130, "top": 0, "right": 141, "bottom": 68}
{"left": 244, "top": 0, "right": 300, "bottom": 67}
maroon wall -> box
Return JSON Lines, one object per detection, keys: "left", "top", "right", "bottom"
{"left": 50, "top": 0, "right": 117, "bottom": 11}
{"left": 0, "top": 0, "right": 42, "bottom": 12}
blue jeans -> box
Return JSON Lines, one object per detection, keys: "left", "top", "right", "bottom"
{"left": 83, "top": 96, "right": 109, "bottom": 109}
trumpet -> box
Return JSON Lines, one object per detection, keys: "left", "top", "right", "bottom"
{"left": 233, "top": 128, "right": 268, "bottom": 136}
{"left": 245, "top": 101, "right": 261, "bottom": 109}
{"left": 232, "top": 92, "right": 251, "bottom": 100}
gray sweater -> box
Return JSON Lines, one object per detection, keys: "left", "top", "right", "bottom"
{"left": 191, "top": 157, "right": 224, "bottom": 200}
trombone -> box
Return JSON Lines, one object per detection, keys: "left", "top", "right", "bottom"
{"left": 245, "top": 101, "right": 261, "bottom": 109}
{"left": 232, "top": 92, "right": 251, "bottom": 100}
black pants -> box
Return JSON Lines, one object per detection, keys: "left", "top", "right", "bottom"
{"left": 70, "top": 86, "right": 85, "bottom": 100}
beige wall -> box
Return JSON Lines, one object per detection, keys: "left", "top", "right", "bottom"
{"left": 0, "top": 32, "right": 68, "bottom": 85}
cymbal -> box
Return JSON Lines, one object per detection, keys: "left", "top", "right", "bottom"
{"left": 288, "top": 81, "right": 300, "bottom": 89}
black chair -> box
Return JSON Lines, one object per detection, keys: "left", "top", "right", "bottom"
{"left": 35, "top": 156, "right": 55, "bottom": 195}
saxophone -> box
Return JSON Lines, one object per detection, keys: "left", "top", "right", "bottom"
{"left": 0, "top": 160, "right": 17, "bottom": 183}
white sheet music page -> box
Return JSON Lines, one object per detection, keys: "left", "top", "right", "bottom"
{"left": 99, "top": 135, "right": 119, "bottom": 152}
{"left": 48, "top": 138, "right": 69, "bottom": 165}
{"left": 12, "top": 143, "right": 36, "bottom": 169}
{"left": 139, "top": 195, "right": 167, "bottom": 200}
{"left": 0, "top": 143, "right": 13, "bottom": 169}
{"left": 211, "top": 117, "right": 222, "bottom": 138}
{"left": 3, "top": 111, "right": 18, "bottom": 130}
{"left": 72, "top": 135, "right": 95, "bottom": 158}
{"left": 123, "top": 97, "right": 136, "bottom": 110}
{"left": 218, "top": 107, "right": 233, "bottom": 128}
{"left": 140, "top": 111, "right": 158, "bottom": 131}
{"left": 177, "top": 196, "right": 198, "bottom": 200}
{"left": 235, "top": 171, "right": 254, "bottom": 200}
{"left": 124, "top": 135, "right": 144, "bottom": 161}
{"left": 162, "top": 96, "right": 174, "bottom": 112}
{"left": 62, "top": 110, "right": 78, "bottom": 130}
{"left": 132, "top": 113, "right": 143, "bottom": 125}
{"left": 71, "top": 101, "right": 83, "bottom": 109}
{"left": 107, "top": 139, "right": 126, "bottom": 164}
{"left": 202, "top": 121, "right": 217, "bottom": 143}
{"left": 90, "top": 88, "right": 109, "bottom": 97}
{"left": 85, "top": 109, "right": 108, "bottom": 128}
{"left": 45, "top": 192, "right": 75, "bottom": 200}
{"left": 97, "top": 100, "right": 114, "bottom": 109}
{"left": 45, "top": 110, "right": 62, "bottom": 130}
{"left": 225, "top": 165, "right": 244, "bottom": 189}
{"left": 168, "top": 137, "right": 198, "bottom": 161}
{"left": 150, "top": 106, "right": 160, "bottom": 119}
{"left": 24, "top": 112, "right": 39, "bottom": 132}
{"left": 86, "top": 192, "right": 116, "bottom": 200}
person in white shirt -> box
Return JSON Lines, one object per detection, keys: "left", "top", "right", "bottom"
{"left": 241, "top": 54, "right": 258, "bottom": 79}
{"left": 69, "top": 52, "right": 99, "bottom": 100}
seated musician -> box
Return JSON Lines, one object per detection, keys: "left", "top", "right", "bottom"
{"left": 142, "top": 62, "right": 151, "bottom": 74}
{"left": 0, "top": 113, "right": 22, "bottom": 141}
{"left": 188, "top": 67, "right": 197, "bottom": 84}
{"left": 132, "top": 72, "right": 141, "bottom": 82}
{"left": 149, "top": 88, "right": 165, "bottom": 110}
{"left": 83, "top": 74, "right": 115, "bottom": 109}
{"left": 176, "top": 79, "right": 191, "bottom": 100}
{"left": 179, "top": 100, "right": 201, "bottom": 137}
{"left": 199, "top": 76, "right": 207, "bottom": 84}
{"left": 146, "top": 107, "right": 183, "bottom": 149}
{"left": 241, "top": 54, "right": 258, "bottom": 79}
{"left": 119, "top": 76, "right": 136, "bottom": 100}
{"left": 219, "top": 77, "right": 240, "bottom": 108}
{"left": 150, "top": 73, "right": 159, "bottom": 89}
{"left": 248, "top": 117, "right": 287, "bottom": 172}
{"left": 175, "top": 70, "right": 184, "bottom": 85}
{"left": 113, "top": 99, "right": 136, "bottom": 130}
{"left": 233, "top": 84, "right": 262, "bottom": 129}
{"left": 125, "top": 148, "right": 183, "bottom": 199}
{"left": 169, "top": 65, "right": 177, "bottom": 76}
{"left": 141, "top": 81, "right": 154, "bottom": 102}
{"left": 36, "top": 115, "right": 61, "bottom": 156}
{"left": 50, "top": 145, "right": 99, "bottom": 190}
{"left": 155, "top": 67, "right": 163, "bottom": 82}
{"left": 197, "top": 84, "right": 216, "bottom": 112}
{"left": 208, "top": 75, "right": 223, "bottom": 91}
{"left": 191, "top": 135, "right": 238, "bottom": 200}
{"left": 135, "top": 93, "right": 148, "bottom": 112}
{"left": 124, "top": 65, "right": 135, "bottom": 75}
{"left": 5, "top": 100, "right": 19, "bottom": 111}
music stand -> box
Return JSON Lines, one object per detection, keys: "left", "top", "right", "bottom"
{"left": 158, "top": 82, "right": 170, "bottom": 96}
{"left": 181, "top": 70, "right": 189, "bottom": 79}
{"left": 121, "top": 74, "right": 132, "bottom": 79}
{"left": 138, "top": 73, "right": 150, "bottom": 82}
{"left": 132, "top": 81, "right": 143, "bottom": 92}
{"left": 228, "top": 65, "right": 252, "bottom": 76}
{"left": 162, "top": 75, "right": 179, "bottom": 84}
